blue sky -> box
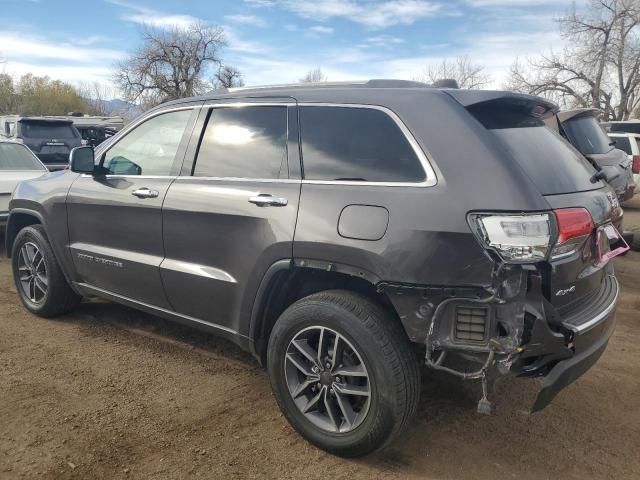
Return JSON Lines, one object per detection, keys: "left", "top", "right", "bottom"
{"left": 0, "top": 0, "right": 577, "bottom": 93}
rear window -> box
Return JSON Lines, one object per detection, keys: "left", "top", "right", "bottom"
{"left": 611, "top": 136, "right": 632, "bottom": 155}
{"left": 562, "top": 116, "right": 612, "bottom": 155}
{"left": 0, "top": 143, "right": 45, "bottom": 170}
{"left": 19, "top": 121, "right": 78, "bottom": 139}
{"left": 491, "top": 127, "right": 602, "bottom": 195}
{"left": 299, "top": 106, "right": 426, "bottom": 183}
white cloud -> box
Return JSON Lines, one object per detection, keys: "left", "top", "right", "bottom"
{"left": 224, "top": 14, "right": 268, "bottom": 27}
{"left": 2, "top": 61, "right": 115, "bottom": 86}
{"left": 107, "top": 0, "right": 202, "bottom": 29}
{"left": 365, "top": 35, "right": 405, "bottom": 47}
{"left": 0, "top": 31, "right": 123, "bottom": 63}
{"left": 223, "top": 25, "right": 272, "bottom": 54}
{"left": 309, "top": 25, "right": 334, "bottom": 34}
{"left": 244, "top": 0, "right": 441, "bottom": 28}
{"left": 465, "top": 0, "right": 571, "bottom": 5}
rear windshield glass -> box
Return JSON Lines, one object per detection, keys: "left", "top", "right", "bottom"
{"left": 0, "top": 143, "right": 45, "bottom": 170}
{"left": 19, "top": 121, "right": 78, "bottom": 139}
{"left": 491, "top": 127, "right": 603, "bottom": 195}
{"left": 611, "top": 136, "right": 632, "bottom": 155}
{"left": 562, "top": 116, "right": 612, "bottom": 155}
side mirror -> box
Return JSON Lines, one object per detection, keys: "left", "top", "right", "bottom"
{"left": 69, "top": 146, "right": 95, "bottom": 174}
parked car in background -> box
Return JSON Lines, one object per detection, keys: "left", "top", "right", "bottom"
{"left": 0, "top": 116, "right": 82, "bottom": 171}
{"left": 608, "top": 132, "right": 640, "bottom": 193}
{"left": 0, "top": 141, "right": 48, "bottom": 229}
{"left": 5, "top": 81, "right": 626, "bottom": 457}
{"left": 64, "top": 113, "right": 125, "bottom": 147}
{"left": 546, "top": 109, "right": 635, "bottom": 203}
{"left": 604, "top": 120, "right": 640, "bottom": 134}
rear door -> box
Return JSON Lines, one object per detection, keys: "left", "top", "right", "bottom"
{"left": 66, "top": 105, "right": 199, "bottom": 308}
{"left": 161, "top": 99, "right": 301, "bottom": 333}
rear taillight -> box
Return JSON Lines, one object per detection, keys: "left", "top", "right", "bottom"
{"left": 633, "top": 155, "right": 640, "bottom": 174}
{"left": 469, "top": 208, "right": 595, "bottom": 263}
{"left": 468, "top": 213, "right": 552, "bottom": 263}
{"left": 550, "top": 208, "right": 594, "bottom": 259}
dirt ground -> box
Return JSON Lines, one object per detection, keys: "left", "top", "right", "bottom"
{"left": 1, "top": 202, "right": 640, "bottom": 480}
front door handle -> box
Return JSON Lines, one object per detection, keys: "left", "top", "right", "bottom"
{"left": 248, "top": 194, "right": 288, "bottom": 207}
{"left": 132, "top": 188, "right": 159, "bottom": 199}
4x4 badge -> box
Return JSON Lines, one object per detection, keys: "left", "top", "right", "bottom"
{"left": 555, "top": 286, "right": 576, "bottom": 296}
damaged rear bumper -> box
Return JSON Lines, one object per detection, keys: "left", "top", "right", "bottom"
{"left": 381, "top": 267, "right": 619, "bottom": 413}
{"left": 531, "top": 276, "right": 618, "bottom": 411}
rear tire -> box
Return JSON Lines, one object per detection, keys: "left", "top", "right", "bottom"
{"left": 267, "top": 290, "right": 420, "bottom": 457}
{"left": 11, "top": 225, "right": 81, "bottom": 317}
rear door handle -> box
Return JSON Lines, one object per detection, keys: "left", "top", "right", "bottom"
{"left": 132, "top": 188, "right": 159, "bottom": 199}
{"left": 248, "top": 194, "right": 288, "bottom": 207}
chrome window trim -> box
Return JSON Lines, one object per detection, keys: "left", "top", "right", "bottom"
{"left": 173, "top": 176, "right": 300, "bottom": 183}
{"left": 297, "top": 102, "right": 437, "bottom": 188}
{"left": 202, "top": 101, "right": 296, "bottom": 108}
{"left": 80, "top": 174, "right": 179, "bottom": 180}
{"left": 88, "top": 101, "right": 438, "bottom": 186}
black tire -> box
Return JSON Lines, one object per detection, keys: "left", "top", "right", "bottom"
{"left": 267, "top": 290, "right": 421, "bottom": 457}
{"left": 11, "top": 225, "right": 81, "bottom": 317}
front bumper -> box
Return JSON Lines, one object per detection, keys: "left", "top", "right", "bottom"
{"left": 531, "top": 275, "right": 618, "bottom": 411}
{"left": 0, "top": 212, "right": 8, "bottom": 229}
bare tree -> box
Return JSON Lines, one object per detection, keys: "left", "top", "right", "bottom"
{"left": 300, "top": 67, "right": 328, "bottom": 83}
{"left": 78, "top": 82, "right": 119, "bottom": 116}
{"left": 115, "top": 23, "right": 227, "bottom": 107}
{"left": 414, "top": 55, "right": 491, "bottom": 89}
{"left": 506, "top": 0, "right": 640, "bottom": 120}
{"left": 214, "top": 65, "right": 244, "bottom": 89}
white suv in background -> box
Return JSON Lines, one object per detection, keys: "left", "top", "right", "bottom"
{"left": 609, "top": 132, "right": 640, "bottom": 194}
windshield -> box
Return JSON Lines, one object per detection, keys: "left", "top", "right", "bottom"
{"left": 0, "top": 143, "right": 46, "bottom": 170}
{"left": 491, "top": 126, "right": 603, "bottom": 195}
{"left": 562, "top": 116, "right": 613, "bottom": 155}
{"left": 19, "top": 121, "right": 78, "bottom": 139}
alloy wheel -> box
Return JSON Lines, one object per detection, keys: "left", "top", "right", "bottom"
{"left": 17, "top": 242, "right": 48, "bottom": 304}
{"left": 284, "top": 326, "right": 371, "bottom": 433}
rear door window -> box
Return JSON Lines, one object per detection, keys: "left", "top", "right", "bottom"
{"left": 193, "top": 106, "right": 288, "bottom": 179}
{"left": 299, "top": 106, "right": 426, "bottom": 183}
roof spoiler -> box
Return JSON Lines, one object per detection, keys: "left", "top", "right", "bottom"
{"left": 445, "top": 90, "right": 559, "bottom": 121}
{"left": 431, "top": 79, "right": 459, "bottom": 89}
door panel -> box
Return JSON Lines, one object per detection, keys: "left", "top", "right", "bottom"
{"left": 161, "top": 102, "right": 300, "bottom": 334}
{"left": 66, "top": 106, "right": 199, "bottom": 307}
{"left": 161, "top": 179, "right": 300, "bottom": 332}
{"left": 67, "top": 176, "right": 174, "bottom": 308}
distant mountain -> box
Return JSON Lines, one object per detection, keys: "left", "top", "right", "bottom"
{"left": 100, "top": 99, "right": 143, "bottom": 120}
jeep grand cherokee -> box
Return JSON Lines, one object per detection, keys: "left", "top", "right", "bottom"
{"left": 6, "top": 80, "right": 625, "bottom": 457}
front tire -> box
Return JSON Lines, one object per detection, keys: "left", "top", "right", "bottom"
{"left": 267, "top": 290, "right": 420, "bottom": 457}
{"left": 11, "top": 225, "right": 81, "bottom": 317}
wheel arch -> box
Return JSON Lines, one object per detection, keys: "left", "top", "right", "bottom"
{"left": 5, "top": 209, "right": 44, "bottom": 258}
{"left": 248, "top": 259, "right": 403, "bottom": 365}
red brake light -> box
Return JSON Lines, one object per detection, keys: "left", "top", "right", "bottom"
{"left": 554, "top": 208, "right": 594, "bottom": 244}
{"left": 632, "top": 155, "right": 640, "bottom": 174}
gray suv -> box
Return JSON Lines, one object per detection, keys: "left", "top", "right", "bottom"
{"left": 5, "top": 81, "right": 624, "bottom": 457}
